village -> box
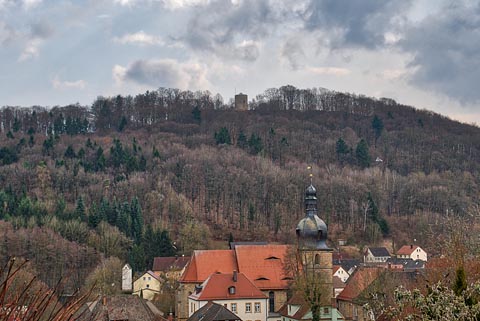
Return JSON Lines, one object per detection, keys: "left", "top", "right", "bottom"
{"left": 88, "top": 183, "right": 432, "bottom": 321}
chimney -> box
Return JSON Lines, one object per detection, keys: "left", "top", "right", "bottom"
{"left": 410, "top": 244, "right": 413, "bottom": 249}
{"left": 102, "top": 296, "right": 107, "bottom": 306}
{"left": 233, "top": 270, "right": 238, "bottom": 282}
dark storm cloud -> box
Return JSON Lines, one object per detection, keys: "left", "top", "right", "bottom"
{"left": 300, "top": 0, "right": 409, "bottom": 49}
{"left": 400, "top": 3, "right": 480, "bottom": 103}
{"left": 30, "top": 21, "right": 53, "bottom": 39}
{"left": 182, "top": 0, "right": 284, "bottom": 61}
{"left": 124, "top": 59, "right": 186, "bottom": 86}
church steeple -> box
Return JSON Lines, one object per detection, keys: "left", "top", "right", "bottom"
{"left": 296, "top": 183, "right": 330, "bottom": 251}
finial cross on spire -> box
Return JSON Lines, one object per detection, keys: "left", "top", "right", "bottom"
{"left": 307, "top": 165, "right": 313, "bottom": 185}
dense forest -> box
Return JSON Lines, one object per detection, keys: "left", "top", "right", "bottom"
{"left": 1, "top": 84, "right": 480, "bottom": 291}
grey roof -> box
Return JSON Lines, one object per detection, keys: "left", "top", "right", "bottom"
{"left": 368, "top": 247, "right": 390, "bottom": 257}
{"left": 85, "top": 295, "right": 164, "bottom": 321}
{"left": 188, "top": 302, "right": 241, "bottom": 321}
{"left": 386, "top": 258, "right": 426, "bottom": 270}
{"left": 333, "top": 259, "right": 361, "bottom": 273}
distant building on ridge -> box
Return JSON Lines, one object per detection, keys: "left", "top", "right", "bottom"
{"left": 235, "top": 93, "right": 248, "bottom": 110}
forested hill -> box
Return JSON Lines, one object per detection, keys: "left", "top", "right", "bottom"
{"left": 0, "top": 85, "right": 479, "bottom": 288}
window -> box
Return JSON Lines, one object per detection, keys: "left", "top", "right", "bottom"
{"left": 224, "top": 304, "right": 228, "bottom": 308}
{"left": 146, "top": 284, "right": 149, "bottom": 288}
{"left": 269, "top": 291, "right": 275, "bottom": 312}
{"left": 143, "top": 276, "right": 146, "bottom": 280}
{"left": 314, "top": 254, "right": 320, "bottom": 265}
{"left": 254, "top": 302, "right": 261, "bottom": 313}
{"left": 323, "top": 307, "right": 329, "bottom": 314}
{"left": 229, "top": 286, "right": 236, "bottom": 295}
{"left": 246, "top": 303, "right": 252, "bottom": 313}
{"left": 231, "top": 303, "right": 237, "bottom": 313}
{"left": 148, "top": 276, "right": 151, "bottom": 281}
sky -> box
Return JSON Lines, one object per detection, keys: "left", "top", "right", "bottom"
{"left": 1, "top": 0, "right": 480, "bottom": 124}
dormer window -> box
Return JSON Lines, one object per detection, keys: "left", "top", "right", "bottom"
{"left": 228, "top": 286, "right": 236, "bottom": 295}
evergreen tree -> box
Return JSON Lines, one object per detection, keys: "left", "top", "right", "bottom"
{"left": 372, "top": 115, "right": 384, "bottom": 144}
{"left": 130, "top": 197, "right": 143, "bottom": 242}
{"left": 237, "top": 131, "right": 247, "bottom": 149}
{"left": 64, "top": 145, "right": 76, "bottom": 158}
{"left": 248, "top": 133, "right": 263, "bottom": 154}
{"left": 192, "top": 106, "right": 201, "bottom": 123}
{"left": 118, "top": 116, "right": 127, "bottom": 132}
{"left": 214, "top": 127, "right": 231, "bottom": 145}
{"left": 117, "top": 202, "right": 131, "bottom": 236}
{"left": 28, "top": 135, "right": 35, "bottom": 147}
{"left": 158, "top": 230, "right": 176, "bottom": 257}
{"left": 355, "top": 139, "right": 371, "bottom": 168}
{"left": 75, "top": 196, "right": 86, "bottom": 221}
{"left": 129, "top": 244, "right": 146, "bottom": 272}
{"left": 88, "top": 202, "right": 100, "bottom": 228}
{"left": 6, "top": 131, "right": 14, "bottom": 139}
{"left": 12, "top": 117, "right": 20, "bottom": 132}
{"left": 335, "top": 138, "right": 349, "bottom": 164}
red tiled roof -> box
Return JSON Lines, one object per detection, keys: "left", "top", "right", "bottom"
{"left": 234, "top": 244, "right": 291, "bottom": 290}
{"left": 180, "top": 250, "right": 237, "bottom": 283}
{"left": 153, "top": 256, "right": 190, "bottom": 272}
{"left": 333, "top": 265, "right": 341, "bottom": 274}
{"left": 397, "top": 245, "right": 419, "bottom": 256}
{"left": 189, "top": 272, "right": 267, "bottom": 301}
{"left": 333, "top": 276, "right": 345, "bottom": 288}
{"left": 337, "top": 267, "right": 382, "bottom": 301}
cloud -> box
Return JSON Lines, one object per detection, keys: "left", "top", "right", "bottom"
{"left": 30, "top": 21, "right": 53, "bottom": 39}
{"left": 112, "top": 0, "right": 210, "bottom": 8}
{"left": 0, "top": 21, "right": 16, "bottom": 44}
{"left": 281, "top": 38, "right": 305, "bottom": 70}
{"left": 113, "top": 59, "right": 211, "bottom": 90}
{"left": 18, "top": 38, "right": 41, "bottom": 61}
{"left": 300, "top": 0, "right": 411, "bottom": 49}
{"left": 114, "top": 31, "right": 164, "bottom": 46}
{"left": 181, "top": 0, "right": 285, "bottom": 61}
{"left": 400, "top": 2, "right": 480, "bottom": 103}
{"left": 308, "top": 67, "right": 350, "bottom": 76}
{"left": 17, "top": 21, "right": 53, "bottom": 61}
{"left": 22, "top": 0, "right": 42, "bottom": 9}
{"left": 52, "top": 75, "right": 87, "bottom": 90}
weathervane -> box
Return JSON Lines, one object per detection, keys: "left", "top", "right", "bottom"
{"left": 307, "top": 165, "right": 313, "bottom": 185}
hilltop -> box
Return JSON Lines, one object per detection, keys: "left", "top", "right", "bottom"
{"left": 0, "top": 85, "right": 479, "bottom": 288}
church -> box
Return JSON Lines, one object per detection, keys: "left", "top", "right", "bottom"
{"left": 176, "top": 182, "right": 343, "bottom": 321}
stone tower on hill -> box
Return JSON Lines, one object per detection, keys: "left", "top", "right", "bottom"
{"left": 235, "top": 93, "right": 248, "bottom": 110}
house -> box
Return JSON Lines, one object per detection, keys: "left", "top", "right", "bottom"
{"left": 188, "top": 271, "right": 268, "bottom": 321}
{"left": 332, "top": 259, "right": 360, "bottom": 276}
{"left": 386, "top": 258, "right": 426, "bottom": 271}
{"left": 122, "top": 263, "right": 133, "bottom": 293}
{"left": 363, "top": 247, "right": 390, "bottom": 264}
{"left": 85, "top": 295, "right": 165, "bottom": 321}
{"left": 278, "top": 294, "right": 344, "bottom": 321}
{"left": 177, "top": 245, "right": 290, "bottom": 321}
{"left": 333, "top": 266, "right": 349, "bottom": 283}
{"left": 152, "top": 256, "right": 190, "bottom": 279}
{"left": 396, "top": 245, "right": 428, "bottom": 261}
{"left": 333, "top": 276, "right": 346, "bottom": 298}
{"left": 133, "top": 271, "right": 162, "bottom": 300}
{"left": 336, "top": 267, "right": 383, "bottom": 321}
{"left": 188, "top": 302, "right": 241, "bottom": 321}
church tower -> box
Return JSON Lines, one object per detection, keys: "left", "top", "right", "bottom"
{"left": 296, "top": 183, "right": 333, "bottom": 307}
